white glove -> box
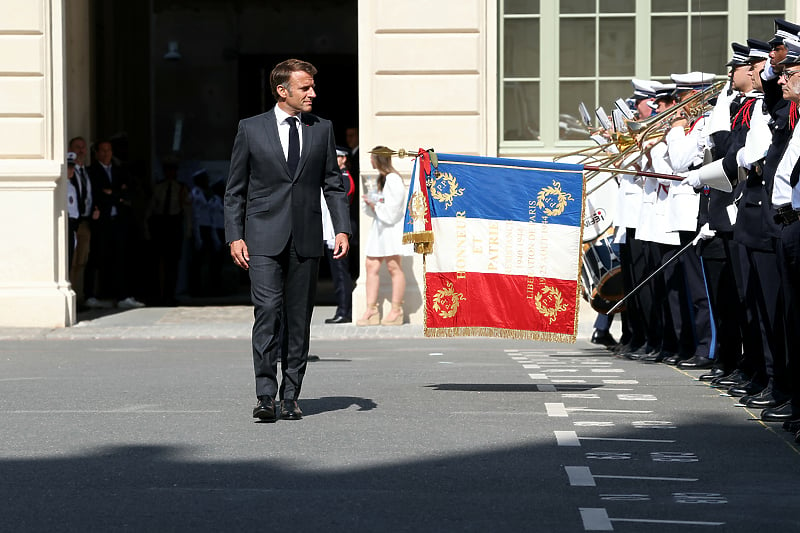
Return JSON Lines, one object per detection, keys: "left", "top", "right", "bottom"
{"left": 692, "top": 223, "right": 716, "bottom": 245}
{"left": 681, "top": 170, "right": 703, "bottom": 189}
{"left": 736, "top": 147, "right": 752, "bottom": 170}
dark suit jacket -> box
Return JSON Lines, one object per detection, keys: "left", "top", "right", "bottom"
{"left": 224, "top": 108, "right": 351, "bottom": 257}
{"left": 88, "top": 163, "right": 131, "bottom": 220}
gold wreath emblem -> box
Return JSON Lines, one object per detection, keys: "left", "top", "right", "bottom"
{"left": 429, "top": 171, "right": 464, "bottom": 209}
{"left": 408, "top": 190, "right": 428, "bottom": 223}
{"left": 535, "top": 180, "right": 574, "bottom": 217}
{"left": 534, "top": 285, "right": 568, "bottom": 324}
{"left": 432, "top": 281, "right": 465, "bottom": 319}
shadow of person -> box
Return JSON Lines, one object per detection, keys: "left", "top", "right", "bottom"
{"left": 298, "top": 396, "right": 377, "bottom": 417}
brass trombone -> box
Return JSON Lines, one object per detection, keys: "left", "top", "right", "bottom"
{"left": 624, "top": 79, "right": 726, "bottom": 141}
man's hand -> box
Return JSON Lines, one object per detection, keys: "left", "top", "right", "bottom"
{"left": 332, "top": 233, "right": 350, "bottom": 259}
{"left": 230, "top": 239, "right": 250, "bottom": 270}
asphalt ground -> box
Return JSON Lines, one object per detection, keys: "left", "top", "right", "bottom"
{"left": 0, "top": 305, "right": 799, "bottom": 531}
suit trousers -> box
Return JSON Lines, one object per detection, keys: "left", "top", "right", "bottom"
{"left": 249, "top": 237, "right": 319, "bottom": 401}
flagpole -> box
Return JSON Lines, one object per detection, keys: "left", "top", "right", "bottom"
{"left": 582, "top": 165, "right": 684, "bottom": 182}
{"left": 606, "top": 236, "right": 698, "bottom": 314}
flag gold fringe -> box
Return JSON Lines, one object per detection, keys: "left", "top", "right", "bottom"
{"left": 403, "top": 231, "right": 434, "bottom": 255}
{"left": 423, "top": 325, "right": 577, "bottom": 343}
{"left": 403, "top": 230, "right": 433, "bottom": 244}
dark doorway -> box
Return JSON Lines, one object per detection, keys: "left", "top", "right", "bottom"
{"left": 237, "top": 54, "right": 358, "bottom": 148}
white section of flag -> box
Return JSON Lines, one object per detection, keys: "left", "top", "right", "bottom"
{"left": 426, "top": 217, "right": 581, "bottom": 279}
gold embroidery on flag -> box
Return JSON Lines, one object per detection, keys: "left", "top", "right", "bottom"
{"left": 408, "top": 190, "right": 428, "bottom": 223}
{"left": 432, "top": 281, "right": 464, "bottom": 319}
{"left": 429, "top": 171, "right": 464, "bottom": 209}
{"left": 535, "top": 285, "right": 568, "bottom": 324}
{"left": 535, "top": 180, "right": 574, "bottom": 217}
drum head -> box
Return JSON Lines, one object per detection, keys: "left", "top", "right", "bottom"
{"left": 596, "top": 266, "right": 624, "bottom": 302}
{"left": 582, "top": 177, "right": 618, "bottom": 242}
{"left": 589, "top": 267, "right": 625, "bottom": 314}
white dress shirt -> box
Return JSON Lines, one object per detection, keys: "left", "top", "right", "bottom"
{"left": 773, "top": 120, "right": 800, "bottom": 207}
{"left": 274, "top": 105, "right": 303, "bottom": 162}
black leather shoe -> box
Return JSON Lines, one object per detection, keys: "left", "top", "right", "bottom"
{"left": 747, "top": 387, "right": 788, "bottom": 408}
{"left": 280, "top": 400, "right": 303, "bottom": 420}
{"left": 612, "top": 342, "right": 632, "bottom": 354}
{"left": 699, "top": 367, "right": 725, "bottom": 381}
{"left": 678, "top": 355, "right": 714, "bottom": 369}
{"left": 622, "top": 345, "right": 650, "bottom": 360}
{"left": 324, "top": 315, "right": 351, "bottom": 324}
{"left": 253, "top": 397, "right": 278, "bottom": 422}
{"left": 728, "top": 380, "right": 765, "bottom": 398}
{"left": 640, "top": 350, "right": 666, "bottom": 363}
{"left": 712, "top": 369, "right": 749, "bottom": 388}
{"left": 794, "top": 429, "right": 800, "bottom": 444}
{"left": 663, "top": 353, "right": 683, "bottom": 365}
{"left": 591, "top": 329, "right": 617, "bottom": 348}
{"left": 761, "top": 401, "right": 793, "bottom": 421}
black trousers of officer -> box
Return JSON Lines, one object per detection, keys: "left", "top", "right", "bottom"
{"left": 777, "top": 220, "right": 800, "bottom": 416}
{"left": 729, "top": 239, "right": 768, "bottom": 372}
{"left": 655, "top": 241, "right": 692, "bottom": 355}
{"left": 324, "top": 245, "right": 352, "bottom": 320}
{"left": 743, "top": 243, "right": 787, "bottom": 396}
{"left": 638, "top": 240, "right": 665, "bottom": 352}
{"left": 618, "top": 228, "right": 647, "bottom": 349}
{"left": 678, "top": 230, "right": 712, "bottom": 358}
{"left": 700, "top": 234, "right": 750, "bottom": 375}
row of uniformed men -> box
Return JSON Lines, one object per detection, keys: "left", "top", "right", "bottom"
{"left": 596, "top": 18, "right": 800, "bottom": 444}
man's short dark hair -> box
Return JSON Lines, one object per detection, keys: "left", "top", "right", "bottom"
{"left": 269, "top": 59, "right": 317, "bottom": 102}
{"left": 68, "top": 136, "right": 85, "bottom": 149}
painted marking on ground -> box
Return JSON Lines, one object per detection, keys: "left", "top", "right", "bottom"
{"left": 568, "top": 408, "right": 653, "bottom": 414}
{"left": 555, "top": 430, "right": 581, "bottom": 446}
{"left": 566, "top": 466, "right": 699, "bottom": 487}
{"left": 546, "top": 403, "right": 569, "bottom": 417}
{"left": 579, "top": 508, "right": 724, "bottom": 530}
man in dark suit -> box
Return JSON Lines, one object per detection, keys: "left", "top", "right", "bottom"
{"left": 225, "top": 59, "right": 351, "bottom": 422}
{"left": 85, "top": 139, "right": 145, "bottom": 309}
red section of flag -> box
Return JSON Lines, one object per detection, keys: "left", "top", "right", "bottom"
{"left": 425, "top": 271, "right": 578, "bottom": 335}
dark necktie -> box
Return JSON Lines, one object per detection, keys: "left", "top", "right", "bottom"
{"left": 74, "top": 167, "right": 85, "bottom": 215}
{"left": 69, "top": 175, "right": 80, "bottom": 215}
{"left": 287, "top": 117, "right": 300, "bottom": 176}
{"left": 790, "top": 156, "right": 800, "bottom": 188}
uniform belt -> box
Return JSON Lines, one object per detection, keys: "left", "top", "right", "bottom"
{"left": 774, "top": 204, "right": 800, "bottom": 225}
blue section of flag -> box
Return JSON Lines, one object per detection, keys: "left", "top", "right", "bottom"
{"left": 429, "top": 154, "right": 584, "bottom": 227}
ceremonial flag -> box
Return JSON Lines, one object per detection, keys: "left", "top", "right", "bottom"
{"left": 403, "top": 151, "right": 585, "bottom": 342}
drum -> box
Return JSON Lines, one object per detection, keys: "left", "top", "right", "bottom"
{"left": 582, "top": 175, "right": 618, "bottom": 243}
{"left": 580, "top": 235, "right": 625, "bottom": 314}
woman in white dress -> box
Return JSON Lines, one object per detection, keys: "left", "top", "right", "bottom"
{"left": 357, "top": 146, "right": 412, "bottom": 325}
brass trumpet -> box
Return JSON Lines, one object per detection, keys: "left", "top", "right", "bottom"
{"left": 624, "top": 79, "right": 726, "bottom": 141}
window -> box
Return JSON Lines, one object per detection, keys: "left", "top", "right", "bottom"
{"left": 499, "top": 1, "right": 791, "bottom": 155}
